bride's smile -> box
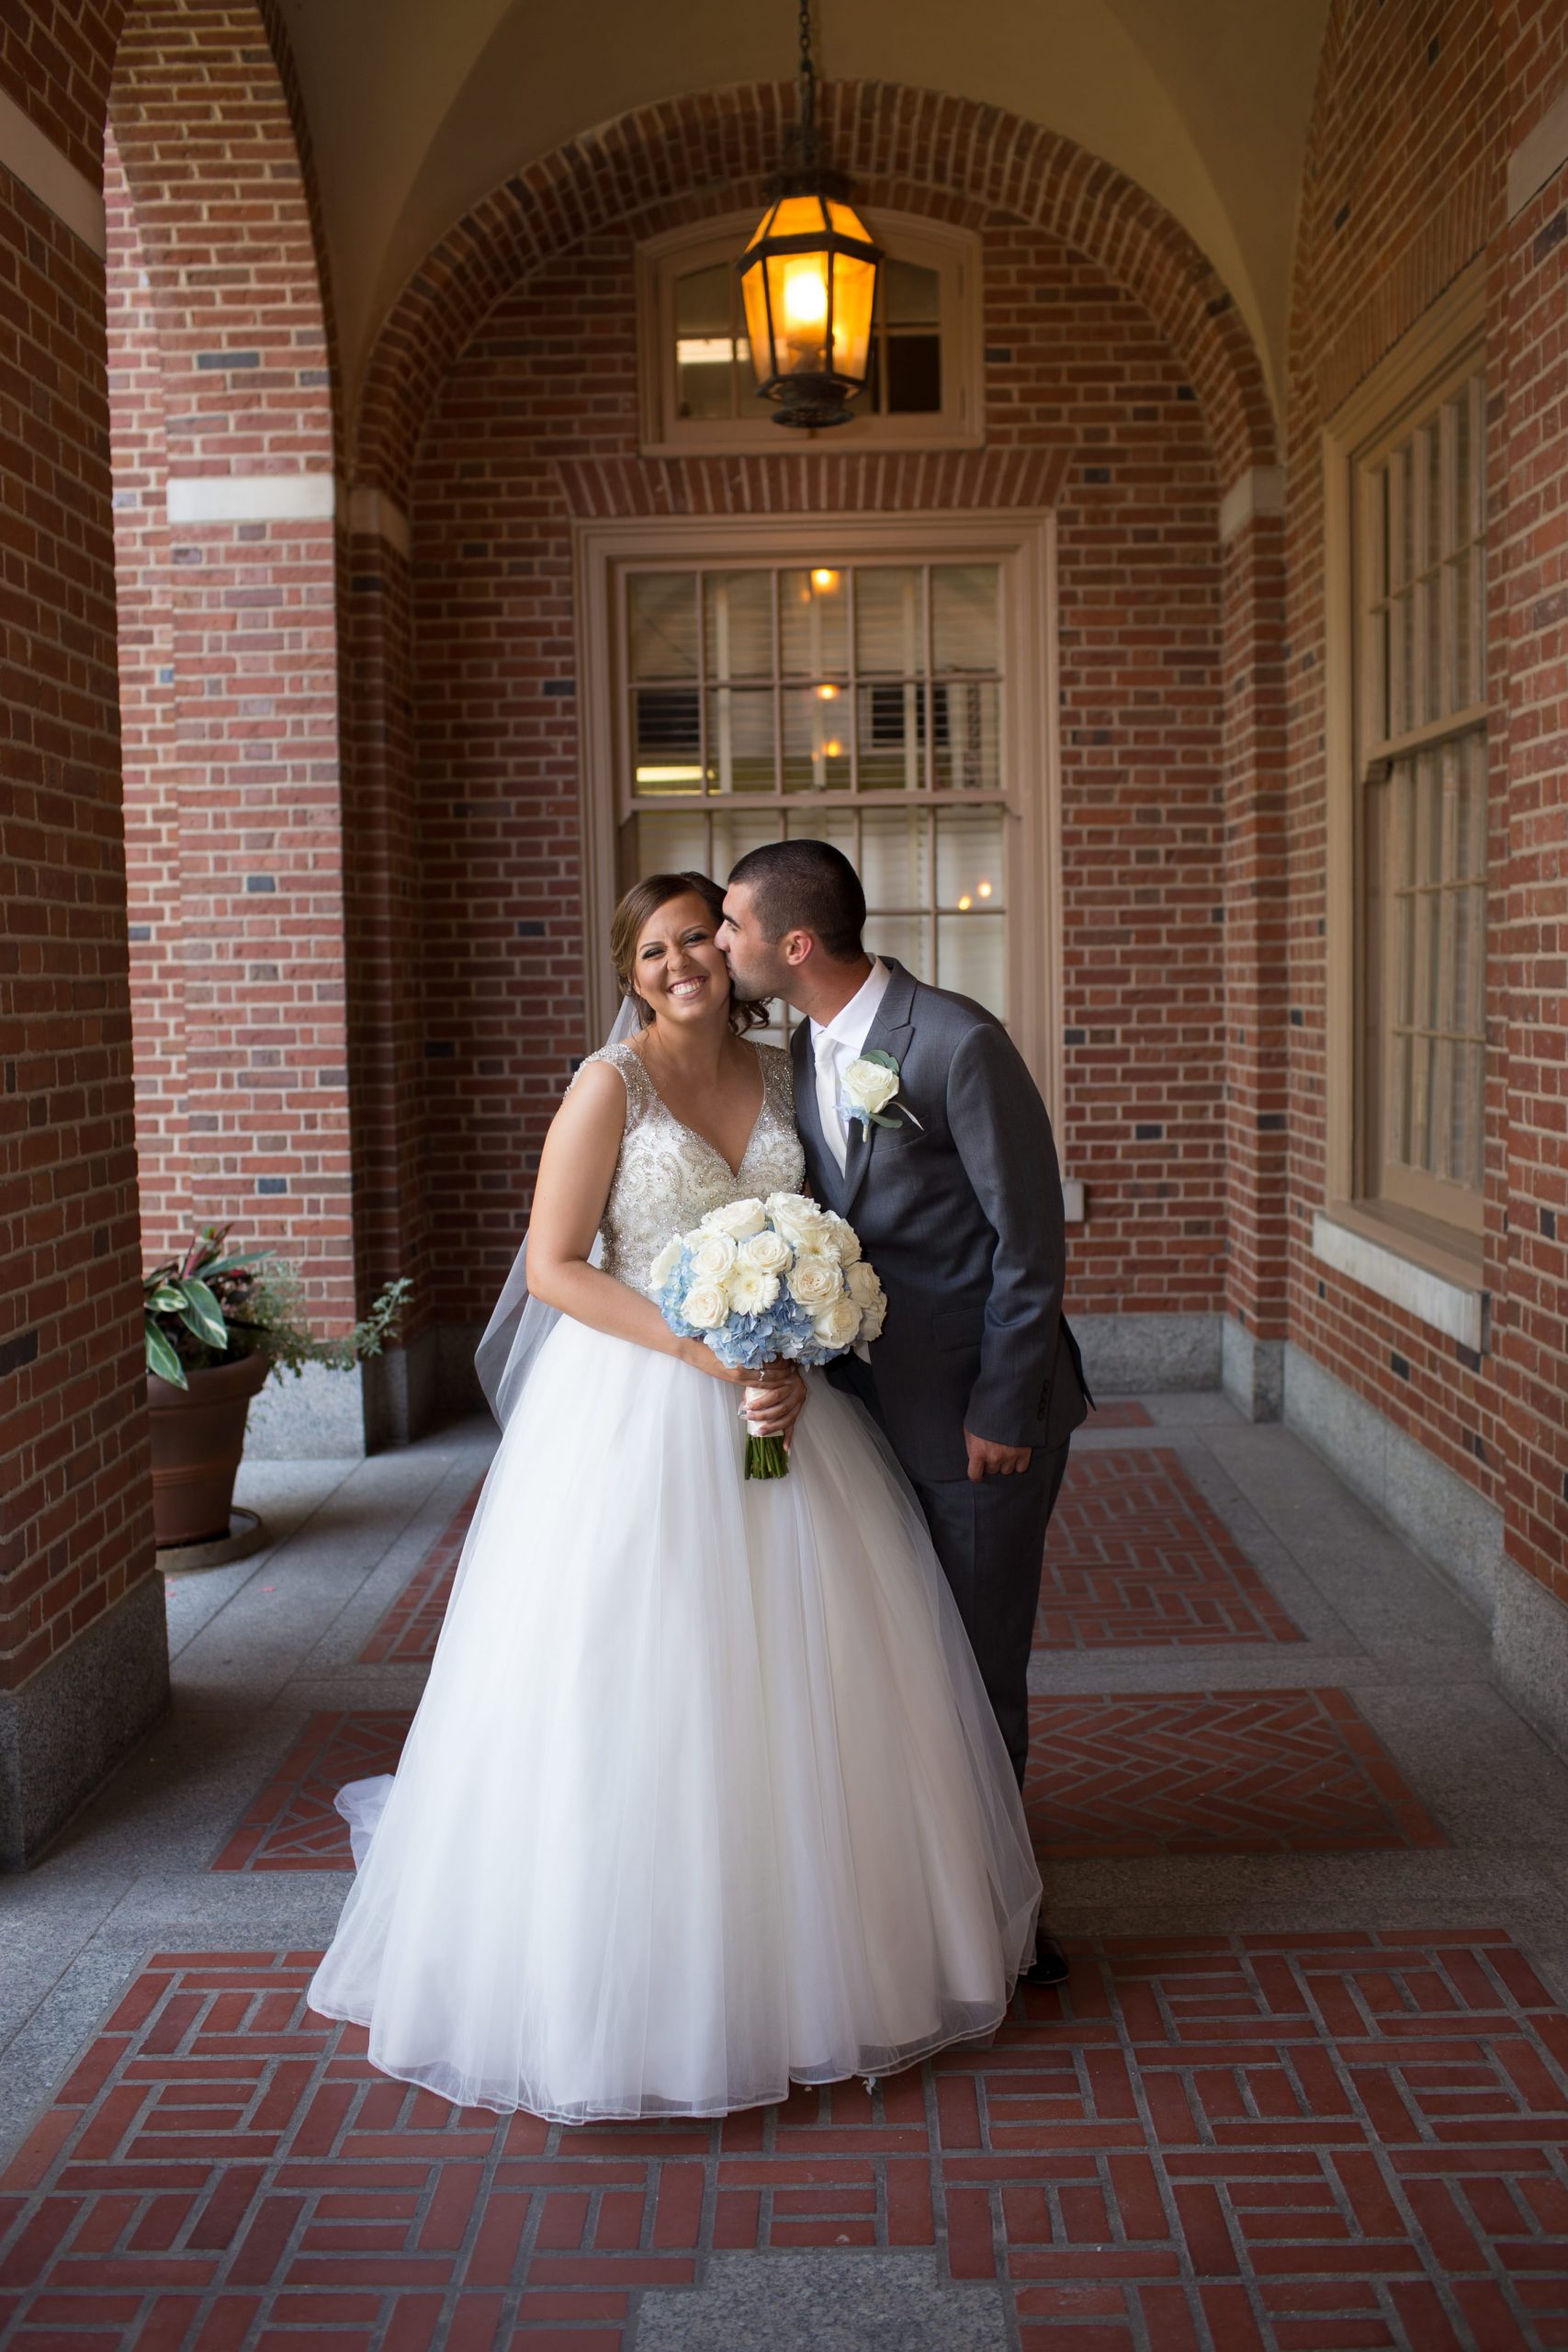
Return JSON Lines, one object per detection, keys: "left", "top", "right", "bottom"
{"left": 633, "top": 898, "right": 730, "bottom": 1028}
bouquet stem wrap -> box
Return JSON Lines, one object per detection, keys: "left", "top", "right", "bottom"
{"left": 742, "top": 1392, "right": 790, "bottom": 1481}
{"left": 649, "top": 1193, "right": 886, "bottom": 1481}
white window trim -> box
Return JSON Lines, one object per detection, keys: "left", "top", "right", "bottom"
{"left": 1320, "top": 257, "right": 1489, "bottom": 1307}
{"left": 635, "top": 209, "right": 985, "bottom": 458}
{"left": 572, "top": 508, "right": 1063, "bottom": 1124}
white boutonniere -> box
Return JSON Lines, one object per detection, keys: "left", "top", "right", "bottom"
{"left": 839, "top": 1048, "right": 923, "bottom": 1136}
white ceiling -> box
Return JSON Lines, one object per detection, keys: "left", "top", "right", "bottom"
{"left": 275, "top": 0, "right": 1330, "bottom": 419}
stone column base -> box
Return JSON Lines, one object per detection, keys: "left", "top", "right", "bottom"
{"left": 1222, "top": 1314, "right": 1284, "bottom": 1421}
{"left": 0, "top": 1573, "right": 169, "bottom": 1871}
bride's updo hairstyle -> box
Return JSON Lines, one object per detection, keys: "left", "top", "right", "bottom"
{"left": 611, "top": 871, "right": 769, "bottom": 1034}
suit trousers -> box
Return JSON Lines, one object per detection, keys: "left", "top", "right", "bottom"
{"left": 834, "top": 1357, "right": 1071, "bottom": 1788}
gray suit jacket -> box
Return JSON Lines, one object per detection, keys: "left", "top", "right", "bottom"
{"left": 792, "top": 959, "right": 1089, "bottom": 1483}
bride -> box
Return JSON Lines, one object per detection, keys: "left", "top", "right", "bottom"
{"left": 307, "top": 870, "right": 1042, "bottom": 2122}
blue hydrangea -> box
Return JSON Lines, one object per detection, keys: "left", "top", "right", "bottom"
{"left": 652, "top": 1238, "right": 851, "bottom": 1373}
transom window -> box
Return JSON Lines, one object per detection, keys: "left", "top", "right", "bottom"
{"left": 1356, "top": 353, "right": 1487, "bottom": 1236}
{"left": 636, "top": 212, "right": 982, "bottom": 456}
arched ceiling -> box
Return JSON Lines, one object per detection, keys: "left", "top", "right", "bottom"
{"left": 276, "top": 0, "right": 1329, "bottom": 423}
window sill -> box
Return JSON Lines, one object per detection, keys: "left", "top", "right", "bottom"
{"left": 1312, "top": 1205, "right": 1488, "bottom": 1351}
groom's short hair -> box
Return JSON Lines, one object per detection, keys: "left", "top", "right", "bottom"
{"left": 729, "top": 840, "right": 865, "bottom": 961}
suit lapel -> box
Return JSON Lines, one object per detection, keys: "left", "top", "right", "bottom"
{"left": 840, "top": 959, "right": 918, "bottom": 1219}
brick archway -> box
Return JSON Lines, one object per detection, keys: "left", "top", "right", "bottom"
{"left": 353, "top": 81, "right": 1278, "bottom": 502}
{"left": 344, "top": 83, "right": 1289, "bottom": 1415}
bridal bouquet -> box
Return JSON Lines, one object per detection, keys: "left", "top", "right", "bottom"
{"left": 649, "top": 1192, "right": 886, "bottom": 1479}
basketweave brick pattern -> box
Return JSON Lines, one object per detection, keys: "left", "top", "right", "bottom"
{"left": 1036, "top": 1450, "right": 1303, "bottom": 1648}
{"left": 1023, "top": 1690, "right": 1445, "bottom": 1860}
{"left": 2, "top": 1935, "right": 1564, "bottom": 2351}
{"left": 359, "top": 1484, "right": 483, "bottom": 1665}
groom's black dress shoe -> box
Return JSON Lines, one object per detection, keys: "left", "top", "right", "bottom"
{"left": 1025, "top": 1929, "right": 1070, "bottom": 1987}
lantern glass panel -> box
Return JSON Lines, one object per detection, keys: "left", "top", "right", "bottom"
{"left": 739, "top": 263, "right": 774, "bottom": 387}
{"left": 765, "top": 250, "right": 833, "bottom": 377}
{"left": 829, "top": 250, "right": 876, "bottom": 386}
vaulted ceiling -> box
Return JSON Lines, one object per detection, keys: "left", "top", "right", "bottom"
{"left": 275, "top": 0, "right": 1332, "bottom": 418}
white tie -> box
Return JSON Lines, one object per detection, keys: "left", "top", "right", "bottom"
{"left": 815, "top": 1030, "right": 848, "bottom": 1176}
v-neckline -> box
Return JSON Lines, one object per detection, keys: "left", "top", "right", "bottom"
{"left": 632, "top": 1045, "right": 767, "bottom": 1182}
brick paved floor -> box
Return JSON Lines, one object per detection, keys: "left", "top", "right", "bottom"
{"left": 6, "top": 1395, "right": 1567, "bottom": 2352}
{"left": 1036, "top": 1451, "right": 1304, "bottom": 1649}
{"left": 3, "top": 1934, "right": 1565, "bottom": 2351}
{"left": 1022, "top": 1690, "right": 1446, "bottom": 1860}
{"left": 218, "top": 1690, "right": 1444, "bottom": 1875}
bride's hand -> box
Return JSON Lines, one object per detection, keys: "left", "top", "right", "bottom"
{"left": 741, "top": 1363, "right": 807, "bottom": 1442}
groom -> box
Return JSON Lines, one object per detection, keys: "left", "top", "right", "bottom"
{"left": 718, "top": 840, "right": 1089, "bottom": 1987}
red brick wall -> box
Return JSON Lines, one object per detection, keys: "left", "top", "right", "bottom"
{"left": 1285, "top": 0, "right": 1568, "bottom": 1592}
{"left": 105, "top": 2, "right": 355, "bottom": 1321}
{"left": 0, "top": 45, "right": 153, "bottom": 1694}
{"left": 401, "top": 204, "right": 1228, "bottom": 1326}
{"left": 1495, "top": 1, "right": 1568, "bottom": 1594}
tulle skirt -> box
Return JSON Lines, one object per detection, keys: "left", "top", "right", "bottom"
{"left": 306, "top": 1317, "right": 1041, "bottom": 2122}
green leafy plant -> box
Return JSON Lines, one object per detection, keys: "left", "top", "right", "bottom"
{"left": 144, "top": 1225, "right": 411, "bottom": 1390}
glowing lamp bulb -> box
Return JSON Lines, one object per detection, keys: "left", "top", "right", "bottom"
{"left": 957, "top": 894, "right": 973, "bottom": 911}
{"left": 817, "top": 683, "right": 839, "bottom": 701}
{"left": 811, "top": 568, "right": 839, "bottom": 590}
{"left": 783, "top": 263, "right": 829, "bottom": 327}
{"left": 976, "top": 879, "right": 993, "bottom": 899}
{"left": 824, "top": 739, "right": 843, "bottom": 758}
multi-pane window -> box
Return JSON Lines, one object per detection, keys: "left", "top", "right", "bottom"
{"left": 620, "top": 562, "right": 1008, "bottom": 1043}
{"left": 637, "top": 213, "right": 981, "bottom": 455}
{"left": 1357, "top": 357, "right": 1487, "bottom": 1231}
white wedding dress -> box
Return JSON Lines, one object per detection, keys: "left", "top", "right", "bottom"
{"left": 307, "top": 1039, "right": 1041, "bottom": 2121}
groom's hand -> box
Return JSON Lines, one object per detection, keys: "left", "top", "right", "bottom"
{"left": 964, "top": 1430, "right": 1032, "bottom": 1482}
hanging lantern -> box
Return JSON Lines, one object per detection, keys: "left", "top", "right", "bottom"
{"left": 738, "top": 5, "right": 883, "bottom": 430}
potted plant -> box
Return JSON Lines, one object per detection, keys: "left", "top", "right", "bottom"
{"left": 144, "top": 1226, "right": 410, "bottom": 1547}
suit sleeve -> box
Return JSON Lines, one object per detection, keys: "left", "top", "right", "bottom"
{"left": 944, "top": 1019, "right": 1066, "bottom": 1449}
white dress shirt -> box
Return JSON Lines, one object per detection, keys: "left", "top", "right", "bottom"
{"left": 808, "top": 956, "right": 892, "bottom": 1176}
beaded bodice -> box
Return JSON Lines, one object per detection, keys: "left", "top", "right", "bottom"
{"left": 576, "top": 1040, "right": 804, "bottom": 1287}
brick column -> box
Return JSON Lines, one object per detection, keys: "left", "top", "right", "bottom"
{"left": 1218, "top": 478, "right": 1290, "bottom": 1418}
{"left": 107, "top": 3, "right": 358, "bottom": 1453}
{"left": 0, "top": 70, "right": 169, "bottom": 1868}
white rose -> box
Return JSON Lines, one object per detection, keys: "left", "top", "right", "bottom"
{"left": 821, "top": 1213, "right": 863, "bottom": 1265}
{"left": 702, "top": 1197, "right": 768, "bottom": 1240}
{"left": 841, "top": 1057, "right": 899, "bottom": 1118}
{"left": 728, "top": 1266, "right": 780, "bottom": 1317}
{"left": 649, "top": 1235, "right": 683, "bottom": 1293}
{"left": 742, "top": 1229, "right": 792, "bottom": 1276}
{"left": 788, "top": 1257, "right": 842, "bottom": 1309}
{"left": 766, "top": 1192, "right": 832, "bottom": 1250}
{"left": 845, "top": 1261, "right": 883, "bottom": 1308}
{"left": 858, "top": 1294, "right": 887, "bottom": 1342}
{"left": 691, "top": 1231, "right": 739, "bottom": 1281}
{"left": 813, "top": 1297, "right": 863, "bottom": 1351}
{"left": 681, "top": 1281, "right": 728, "bottom": 1329}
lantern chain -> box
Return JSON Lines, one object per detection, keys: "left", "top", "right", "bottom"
{"left": 796, "top": 0, "right": 818, "bottom": 152}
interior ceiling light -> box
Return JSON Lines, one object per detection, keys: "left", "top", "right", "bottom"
{"left": 738, "top": 2, "right": 883, "bottom": 431}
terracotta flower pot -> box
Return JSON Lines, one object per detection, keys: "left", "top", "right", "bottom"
{"left": 146, "top": 1350, "right": 272, "bottom": 1548}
